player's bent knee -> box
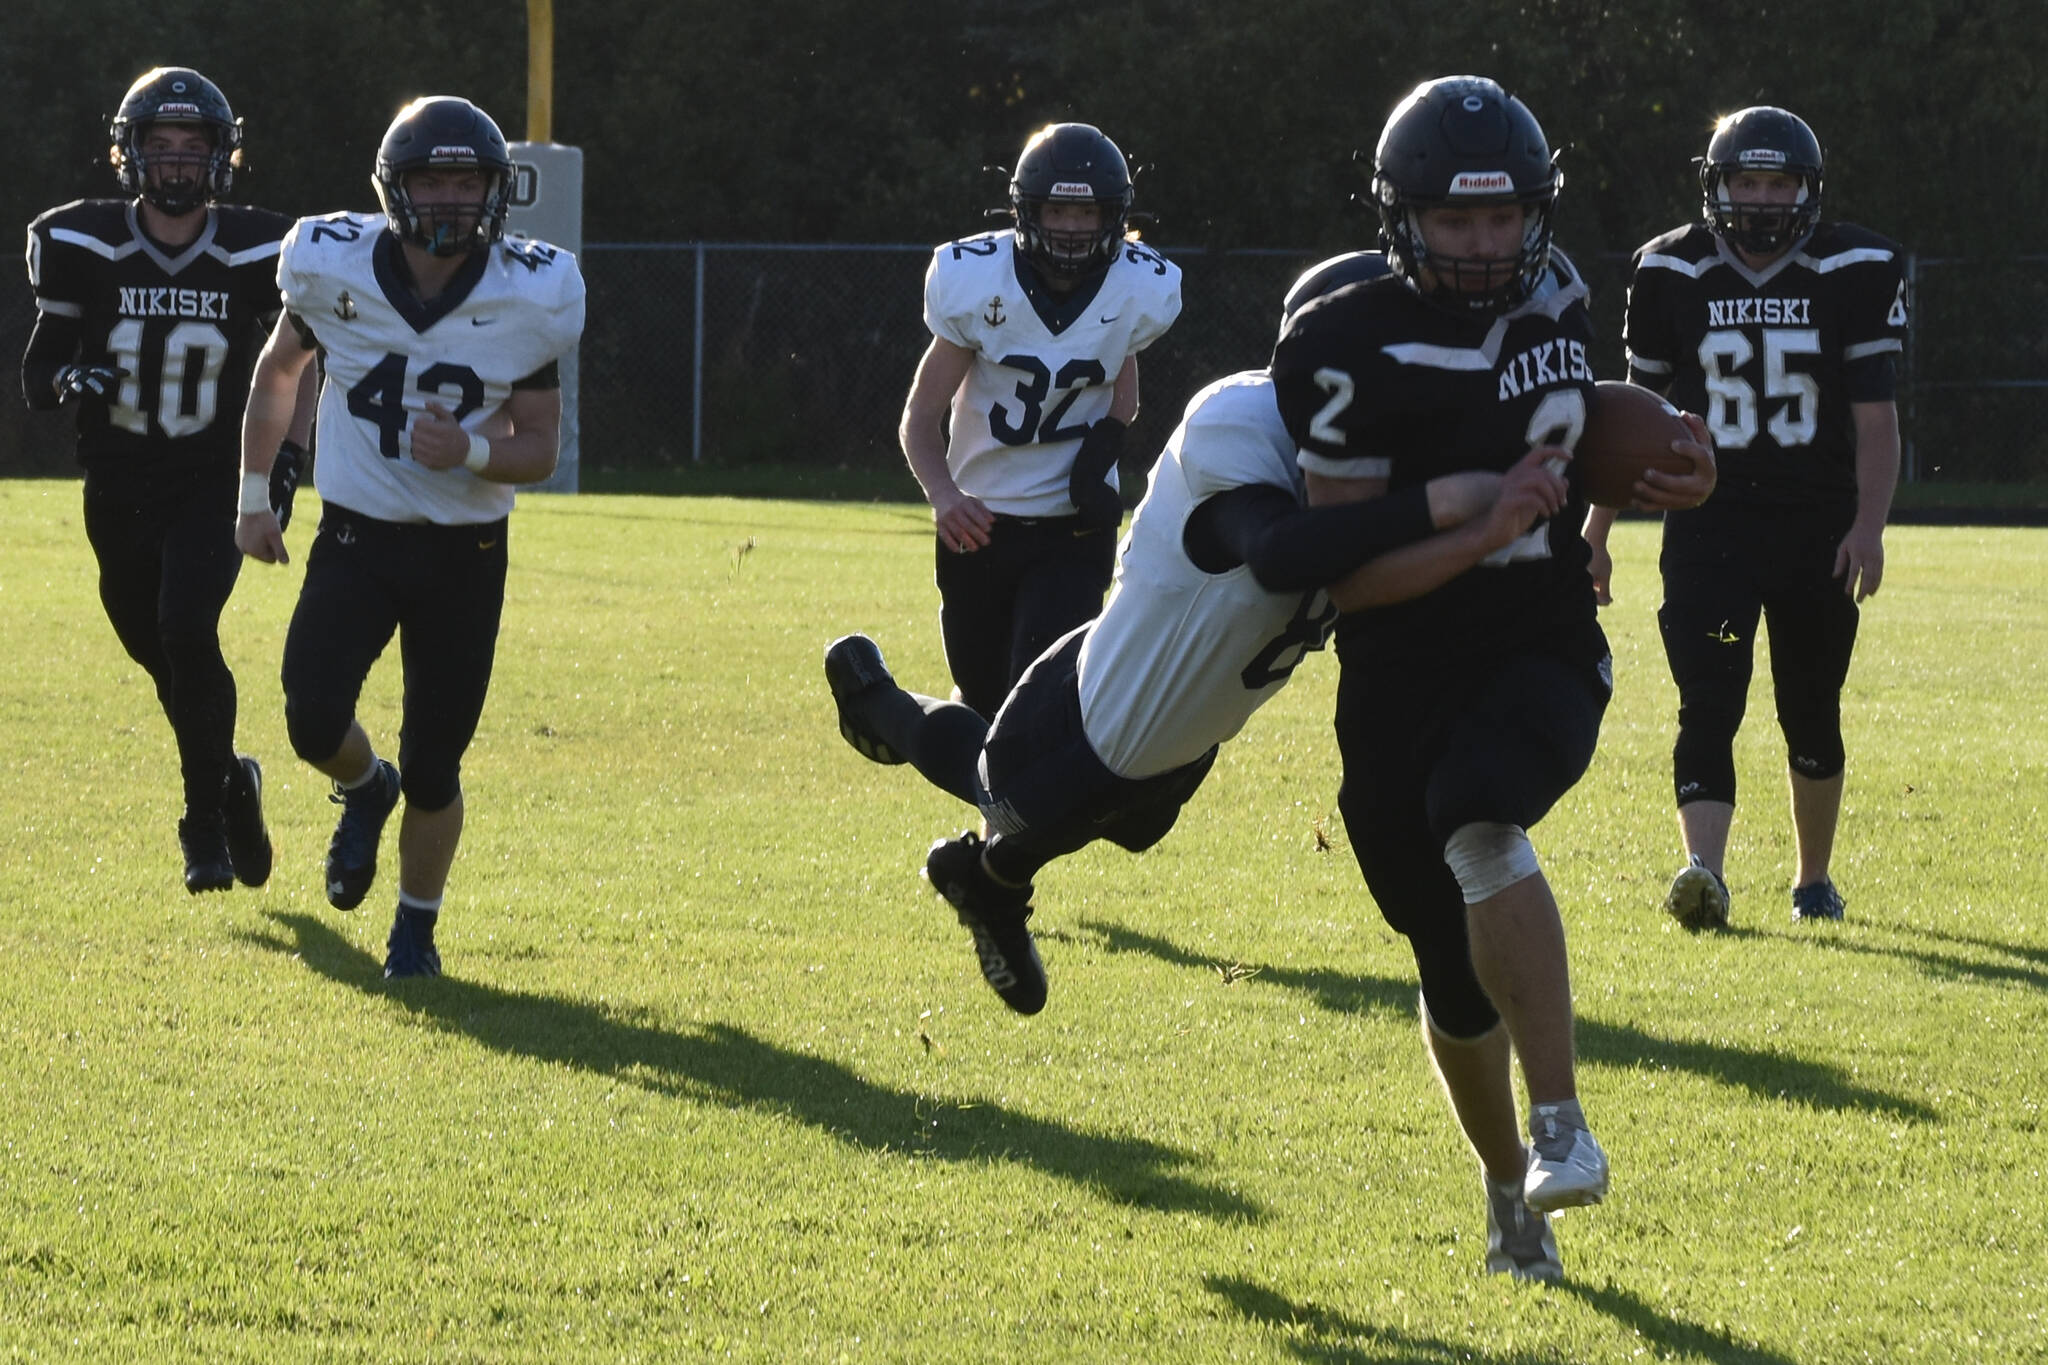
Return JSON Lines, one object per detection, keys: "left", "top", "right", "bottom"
{"left": 399, "top": 766, "right": 461, "bottom": 813}
{"left": 284, "top": 695, "right": 351, "bottom": 768}
{"left": 1443, "top": 821, "right": 1540, "bottom": 905}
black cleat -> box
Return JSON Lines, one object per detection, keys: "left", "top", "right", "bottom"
{"left": 383, "top": 905, "right": 442, "bottom": 979}
{"left": 923, "top": 832, "right": 1045, "bottom": 1014}
{"left": 221, "top": 755, "right": 274, "bottom": 888}
{"left": 178, "top": 815, "right": 234, "bottom": 895}
{"left": 326, "top": 759, "right": 401, "bottom": 911}
{"left": 824, "top": 633, "right": 908, "bottom": 764}
{"left": 1791, "top": 878, "right": 1846, "bottom": 922}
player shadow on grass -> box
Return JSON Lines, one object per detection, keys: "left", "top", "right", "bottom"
{"left": 244, "top": 911, "right": 1264, "bottom": 1224}
{"left": 1078, "top": 919, "right": 1936, "bottom": 1123}
{"left": 1204, "top": 1272, "right": 1803, "bottom": 1364}
{"left": 1797, "top": 923, "right": 2048, "bottom": 995}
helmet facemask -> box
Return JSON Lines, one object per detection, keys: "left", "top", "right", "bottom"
{"left": 1013, "top": 191, "right": 1128, "bottom": 279}
{"left": 1377, "top": 170, "right": 1560, "bottom": 316}
{"left": 376, "top": 167, "right": 510, "bottom": 257}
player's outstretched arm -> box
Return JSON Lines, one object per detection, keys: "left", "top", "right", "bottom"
{"left": 237, "top": 313, "right": 316, "bottom": 565}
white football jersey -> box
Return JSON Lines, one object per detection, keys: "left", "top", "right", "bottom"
{"left": 924, "top": 231, "right": 1181, "bottom": 517}
{"left": 1077, "top": 372, "right": 1337, "bottom": 778}
{"left": 278, "top": 213, "right": 586, "bottom": 525}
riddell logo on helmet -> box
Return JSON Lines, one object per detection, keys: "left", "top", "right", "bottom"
{"left": 1449, "top": 171, "right": 1514, "bottom": 194}
{"left": 157, "top": 102, "right": 202, "bottom": 117}
{"left": 1049, "top": 181, "right": 1094, "bottom": 198}
{"left": 430, "top": 145, "right": 477, "bottom": 159}
{"left": 1739, "top": 149, "right": 1789, "bottom": 167}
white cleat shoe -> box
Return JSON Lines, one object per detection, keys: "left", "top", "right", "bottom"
{"left": 1525, "top": 1103, "right": 1609, "bottom": 1212}
{"left": 1665, "top": 855, "right": 1730, "bottom": 931}
{"left": 1484, "top": 1171, "right": 1562, "bottom": 1282}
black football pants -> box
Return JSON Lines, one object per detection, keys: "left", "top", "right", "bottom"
{"left": 934, "top": 515, "right": 1115, "bottom": 720}
{"left": 82, "top": 466, "right": 243, "bottom": 820}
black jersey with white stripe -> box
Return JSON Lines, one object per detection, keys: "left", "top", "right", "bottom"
{"left": 1271, "top": 252, "right": 1600, "bottom": 667}
{"left": 1624, "top": 221, "right": 1908, "bottom": 506}
{"left": 25, "top": 198, "right": 291, "bottom": 472}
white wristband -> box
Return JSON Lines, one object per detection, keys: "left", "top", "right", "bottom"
{"left": 463, "top": 432, "right": 491, "bottom": 474}
{"left": 239, "top": 471, "right": 272, "bottom": 515}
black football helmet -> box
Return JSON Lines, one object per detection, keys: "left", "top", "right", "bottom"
{"left": 1699, "top": 106, "right": 1823, "bottom": 256}
{"left": 1008, "top": 123, "right": 1134, "bottom": 280}
{"left": 1280, "top": 250, "right": 1392, "bottom": 327}
{"left": 373, "top": 96, "right": 514, "bottom": 256}
{"left": 109, "top": 67, "right": 242, "bottom": 215}
{"left": 1370, "top": 76, "right": 1561, "bottom": 315}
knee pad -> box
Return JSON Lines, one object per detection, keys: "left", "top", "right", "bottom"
{"left": 1780, "top": 705, "right": 1846, "bottom": 782}
{"left": 1443, "top": 821, "right": 1540, "bottom": 905}
{"left": 398, "top": 761, "right": 461, "bottom": 813}
{"left": 284, "top": 692, "right": 351, "bottom": 768}
{"left": 1422, "top": 991, "right": 1505, "bottom": 1047}
{"left": 1414, "top": 947, "right": 1500, "bottom": 1040}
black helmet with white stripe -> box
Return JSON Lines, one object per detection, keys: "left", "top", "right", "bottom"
{"left": 373, "top": 96, "right": 514, "bottom": 256}
{"left": 1699, "top": 106, "right": 1824, "bottom": 256}
{"left": 1371, "top": 76, "right": 1561, "bottom": 315}
{"left": 1008, "top": 123, "right": 1134, "bottom": 280}
{"left": 109, "top": 67, "right": 243, "bottom": 214}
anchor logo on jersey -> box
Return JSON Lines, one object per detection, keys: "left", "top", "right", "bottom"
{"left": 983, "top": 295, "right": 1005, "bottom": 326}
{"left": 334, "top": 290, "right": 358, "bottom": 321}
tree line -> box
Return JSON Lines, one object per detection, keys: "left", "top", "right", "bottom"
{"left": 6, "top": 0, "right": 2044, "bottom": 477}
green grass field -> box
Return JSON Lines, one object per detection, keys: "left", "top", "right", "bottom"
{"left": 2, "top": 481, "right": 2043, "bottom": 1363}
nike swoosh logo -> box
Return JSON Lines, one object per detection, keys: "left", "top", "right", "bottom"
{"left": 1099, "top": 314, "right": 1121, "bottom": 324}
{"left": 478, "top": 539, "right": 499, "bottom": 550}
{"left": 471, "top": 317, "right": 497, "bottom": 327}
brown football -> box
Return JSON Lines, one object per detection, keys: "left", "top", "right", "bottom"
{"left": 1573, "top": 381, "right": 1697, "bottom": 509}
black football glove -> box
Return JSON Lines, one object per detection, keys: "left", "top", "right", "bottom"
{"left": 54, "top": 364, "right": 126, "bottom": 404}
{"left": 270, "top": 438, "right": 307, "bottom": 532}
{"left": 1068, "top": 416, "right": 1128, "bottom": 532}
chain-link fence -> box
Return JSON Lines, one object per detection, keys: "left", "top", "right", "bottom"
{"left": 5, "top": 245, "right": 2044, "bottom": 486}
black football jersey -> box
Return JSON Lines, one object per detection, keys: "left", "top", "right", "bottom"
{"left": 1624, "top": 221, "right": 1908, "bottom": 506}
{"left": 25, "top": 199, "right": 292, "bottom": 472}
{"left": 1271, "top": 250, "right": 1600, "bottom": 667}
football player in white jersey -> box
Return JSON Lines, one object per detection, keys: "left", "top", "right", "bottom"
{"left": 827, "top": 252, "right": 1573, "bottom": 1018}
{"left": 899, "top": 122, "right": 1182, "bottom": 720}
{"left": 21, "top": 67, "right": 314, "bottom": 895}
{"left": 235, "top": 96, "right": 586, "bottom": 979}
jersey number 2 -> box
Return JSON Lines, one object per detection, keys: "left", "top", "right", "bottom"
{"left": 346, "top": 353, "right": 486, "bottom": 458}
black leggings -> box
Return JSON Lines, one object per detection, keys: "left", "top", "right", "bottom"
{"left": 82, "top": 467, "right": 243, "bottom": 817}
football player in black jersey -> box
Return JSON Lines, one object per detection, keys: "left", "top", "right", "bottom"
{"left": 20, "top": 67, "right": 314, "bottom": 895}
{"left": 1585, "top": 106, "right": 1908, "bottom": 929}
{"left": 1272, "top": 77, "right": 1713, "bottom": 1281}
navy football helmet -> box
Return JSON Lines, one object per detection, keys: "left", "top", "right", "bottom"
{"left": 1700, "top": 106, "right": 1823, "bottom": 256}
{"left": 1370, "top": 76, "right": 1560, "bottom": 315}
{"left": 1008, "top": 123, "right": 1134, "bottom": 280}
{"left": 373, "top": 96, "right": 514, "bottom": 256}
{"left": 109, "top": 67, "right": 242, "bottom": 215}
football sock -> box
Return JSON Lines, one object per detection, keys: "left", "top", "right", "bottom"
{"left": 397, "top": 892, "right": 442, "bottom": 916}
{"left": 338, "top": 757, "right": 386, "bottom": 791}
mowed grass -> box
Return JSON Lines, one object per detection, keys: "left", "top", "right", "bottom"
{"left": 1, "top": 479, "right": 2043, "bottom": 1363}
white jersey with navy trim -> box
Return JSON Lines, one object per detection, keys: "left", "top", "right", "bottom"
{"left": 924, "top": 230, "right": 1181, "bottom": 517}
{"left": 278, "top": 213, "right": 586, "bottom": 525}
{"left": 1076, "top": 371, "right": 1335, "bottom": 779}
